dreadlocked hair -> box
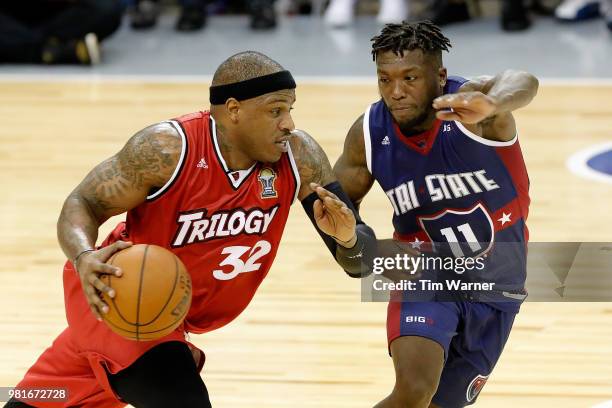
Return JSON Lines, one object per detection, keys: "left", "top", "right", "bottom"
{"left": 371, "top": 20, "right": 451, "bottom": 61}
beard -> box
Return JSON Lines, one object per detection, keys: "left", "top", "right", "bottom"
{"left": 384, "top": 102, "right": 433, "bottom": 136}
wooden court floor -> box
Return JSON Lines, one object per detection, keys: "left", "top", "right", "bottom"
{"left": 1, "top": 81, "right": 611, "bottom": 407}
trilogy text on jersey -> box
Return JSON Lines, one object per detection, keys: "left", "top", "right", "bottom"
{"left": 172, "top": 206, "right": 279, "bottom": 247}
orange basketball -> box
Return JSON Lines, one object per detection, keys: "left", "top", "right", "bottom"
{"left": 99, "top": 244, "right": 192, "bottom": 341}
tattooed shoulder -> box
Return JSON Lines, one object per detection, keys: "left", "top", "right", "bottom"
{"left": 77, "top": 122, "right": 182, "bottom": 218}
{"left": 117, "top": 122, "right": 182, "bottom": 188}
{"left": 288, "top": 130, "right": 335, "bottom": 196}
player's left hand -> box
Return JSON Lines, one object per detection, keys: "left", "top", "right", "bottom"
{"left": 433, "top": 92, "right": 497, "bottom": 124}
{"left": 309, "top": 182, "right": 356, "bottom": 246}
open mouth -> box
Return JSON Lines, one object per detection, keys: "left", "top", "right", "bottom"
{"left": 274, "top": 133, "right": 291, "bottom": 151}
{"left": 274, "top": 140, "right": 289, "bottom": 152}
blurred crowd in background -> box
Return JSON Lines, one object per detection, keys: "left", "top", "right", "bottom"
{"left": 0, "top": 0, "right": 610, "bottom": 65}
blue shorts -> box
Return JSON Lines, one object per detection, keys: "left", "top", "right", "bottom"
{"left": 387, "top": 301, "right": 516, "bottom": 407}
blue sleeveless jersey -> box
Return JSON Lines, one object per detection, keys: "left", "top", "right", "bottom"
{"left": 364, "top": 76, "right": 530, "bottom": 312}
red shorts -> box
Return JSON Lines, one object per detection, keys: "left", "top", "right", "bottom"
{"left": 14, "top": 227, "right": 204, "bottom": 407}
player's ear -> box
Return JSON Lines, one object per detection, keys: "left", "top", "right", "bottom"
{"left": 438, "top": 67, "right": 448, "bottom": 87}
{"left": 225, "top": 98, "right": 241, "bottom": 123}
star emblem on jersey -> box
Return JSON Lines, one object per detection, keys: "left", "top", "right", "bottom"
{"left": 196, "top": 158, "right": 208, "bottom": 169}
{"left": 258, "top": 167, "right": 277, "bottom": 198}
{"left": 498, "top": 212, "right": 511, "bottom": 225}
{"left": 411, "top": 237, "right": 424, "bottom": 250}
{"left": 382, "top": 136, "right": 391, "bottom": 145}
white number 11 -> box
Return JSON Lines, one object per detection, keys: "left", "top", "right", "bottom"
{"left": 439, "top": 223, "right": 482, "bottom": 258}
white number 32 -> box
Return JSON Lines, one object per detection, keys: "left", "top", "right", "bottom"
{"left": 212, "top": 240, "right": 272, "bottom": 281}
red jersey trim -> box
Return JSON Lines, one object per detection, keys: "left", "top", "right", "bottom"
{"left": 146, "top": 119, "right": 189, "bottom": 201}
{"left": 393, "top": 119, "right": 442, "bottom": 155}
{"left": 494, "top": 141, "right": 530, "bottom": 242}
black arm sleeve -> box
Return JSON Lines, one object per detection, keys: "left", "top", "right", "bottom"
{"left": 301, "top": 181, "right": 376, "bottom": 278}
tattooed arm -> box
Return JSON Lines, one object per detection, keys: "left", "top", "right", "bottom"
{"left": 289, "top": 130, "right": 357, "bottom": 246}
{"left": 58, "top": 122, "right": 181, "bottom": 319}
{"left": 290, "top": 130, "right": 379, "bottom": 278}
{"left": 291, "top": 130, "right": 335, "bottom": 199}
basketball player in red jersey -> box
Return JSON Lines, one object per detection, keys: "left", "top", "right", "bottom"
{"left": 6, "top": 51, "right": 376, "bottom": 408}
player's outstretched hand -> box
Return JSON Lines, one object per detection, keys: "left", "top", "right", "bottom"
{"left": 433, "top": 92, "right": 497, "bottom": 124}
{"left": 309, "top": 182, "right": 356, "bottom": 246}
{"left": 74, "top": 240, "right": 132, "bottom": 321}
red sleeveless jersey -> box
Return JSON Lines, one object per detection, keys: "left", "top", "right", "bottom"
{"left": 117, "top": 111, "right": 299, "bottom": 334}
{"left": 19, "top": 113, "right": 301, "bottom": 402}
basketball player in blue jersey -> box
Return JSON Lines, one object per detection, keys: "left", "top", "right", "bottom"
{"left": 332, "top": 21, "right": 539, "bottom": 407}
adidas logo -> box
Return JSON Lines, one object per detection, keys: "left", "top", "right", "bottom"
{"left": 196, "top": 158, "right": 208, "bottom": 169}
{"left": 382, "top": 136, "right": 391, "bottom": 145}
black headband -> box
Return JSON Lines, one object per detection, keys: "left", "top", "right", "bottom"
{"left": 209, "top": 70, "right": 296, "bottom": 105}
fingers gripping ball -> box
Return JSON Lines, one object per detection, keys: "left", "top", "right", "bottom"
{"left": 100, "top": 244, "right": 192, "bottom": 341}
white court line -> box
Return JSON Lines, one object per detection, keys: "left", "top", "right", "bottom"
{"left": 567, "top": 142, "right": 612, "bottom": 185}
{"left": 591, "top": 401, "right": 612, "bottom": 408}
{"left": 1, "top": 73, "right": 612, "bottom": 86}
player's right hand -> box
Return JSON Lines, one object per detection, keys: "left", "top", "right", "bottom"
{"left": 433, "top": 92, "right": 497, "bottom": 124}
{"left": 74, "top": 240, "right": 132, "bottom": 321}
